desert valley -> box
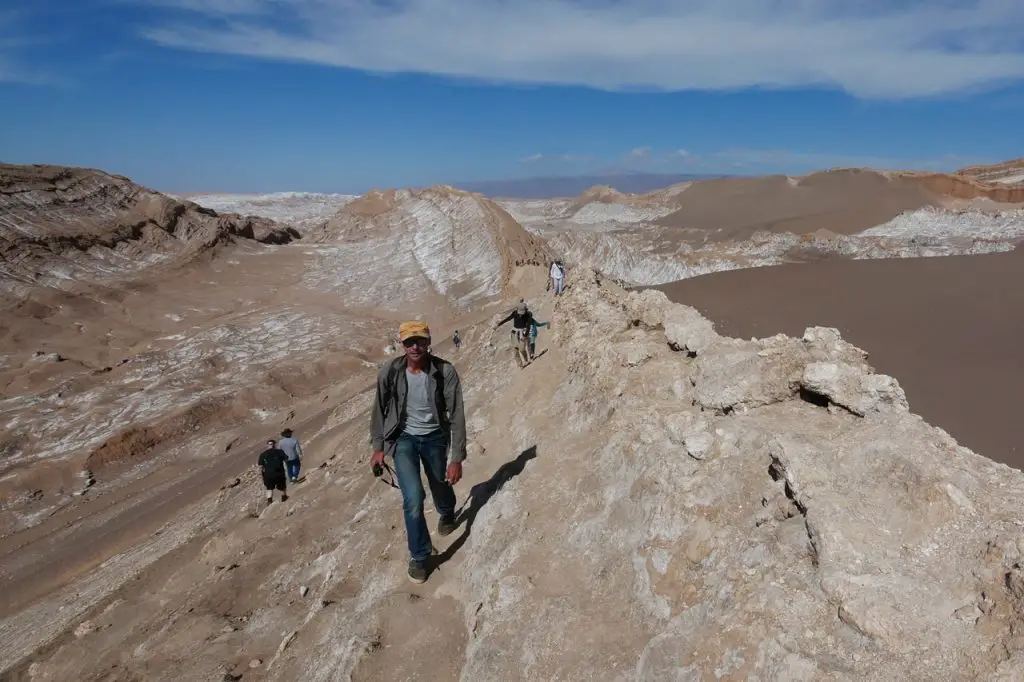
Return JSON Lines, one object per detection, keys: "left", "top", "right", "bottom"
{"left": 4, "top": 157, "right": 1024, "bottom": 681}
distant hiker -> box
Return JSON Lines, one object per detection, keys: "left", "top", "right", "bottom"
{"left": 549, "top": 260, "right": 565, "bottom": 296}
{"left": 279, "top": 428, "right": 303, "bottom": 482}
{"left": 369, "top": 320, "right": 468, "bottom": 584}
{"left": 495, "top": 301, "right": 535, "bottom": 368}
{"left": 453, "top": 330, "right": 461, "bottom": 350}
{"left": 258, "top": 439, "right": 288, "bottom": 505}
{"left": 528, "top": 317, "right": 550, "bottom": 360}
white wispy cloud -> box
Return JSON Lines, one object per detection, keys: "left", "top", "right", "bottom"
{"left": 0, "top": 11, "right": 63, "bottom": 85}
{"left": 136, "top": 0, "right": 1024, "bottom": 98}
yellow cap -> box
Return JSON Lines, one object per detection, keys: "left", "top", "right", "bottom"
{"left": 399, "top": 321, "right": 431, "bottom": 342}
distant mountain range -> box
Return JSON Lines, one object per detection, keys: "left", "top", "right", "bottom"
{"left": 452, "top": 173, "right": 734, "bottom": 199}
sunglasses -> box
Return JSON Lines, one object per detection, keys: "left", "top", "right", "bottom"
{"left": 402, "top": 337, "right": 430, "bottom": 348}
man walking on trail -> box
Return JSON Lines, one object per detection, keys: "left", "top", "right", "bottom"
{"left": 549, "top": 260, "right": 565, "bottom": 296}
{"left": 452, "top": 329, "right": 461, "bottom": 351}
{"left": 279, "top": 428, "right": 303, "bottom": 482}
{"left": 258, "top": 439, "right": 289, "bottom": 505}
{"left": 495, "top": 301, "right": 535, "bottom": 368}
{"left": 369, "top": 320, "right": 467, "bottom": 584}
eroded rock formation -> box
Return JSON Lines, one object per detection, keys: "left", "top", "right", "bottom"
{"left": 0, "top": 164, "right": 299, "bottom": 294}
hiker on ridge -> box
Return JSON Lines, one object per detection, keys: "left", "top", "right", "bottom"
{"left": 528, "top": 316, "right": 549, "bottom": 361}
{"left": 495, "top": 301, "right": 535, "bottom": 368}
{"left": 549, "top": 260, "right": 565, "bottom": 296}
{"left": 369, "top": 320, "right": 468, "bottom": 584}
{"left": 453, "top": 329, "right": 461, "bottom": 351}
{"left": 279, "top": 428, "right": 303, "bottom": 482}
{"left": 258, "top": 439, "right": 289, "bottom": 505}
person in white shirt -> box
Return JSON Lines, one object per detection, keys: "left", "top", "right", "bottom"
{"left": 549, "top": 260, "right": 565, "bottom": 296}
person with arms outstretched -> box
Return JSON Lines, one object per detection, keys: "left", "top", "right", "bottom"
{"left": 495, "top": 301, "right": 535, "bottom": 368}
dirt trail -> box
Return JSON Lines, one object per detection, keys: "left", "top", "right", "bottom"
{"left": 340, "top": 293, "right": 559, "bottom": 681}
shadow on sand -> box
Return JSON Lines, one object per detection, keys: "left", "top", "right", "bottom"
{"left": 432, "top": 445, "right": 538, "bottom": 573}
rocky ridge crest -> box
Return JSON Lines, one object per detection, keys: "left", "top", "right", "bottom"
{"left": 10, "top": 266, "right": 1024, "bottom": 680}
{"left": 0, "top": 164, "right": 299, "bottom": 295}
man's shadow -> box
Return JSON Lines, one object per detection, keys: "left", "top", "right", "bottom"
{"left": 432, "top": 445, "right": 537, "bottom": 572}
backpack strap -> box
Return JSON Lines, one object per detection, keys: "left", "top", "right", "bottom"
{"left": 382, "top": 357, "right": 402, "bottom": 420}
{"left": 432, "top": 356, "right": 446, "bottom": 417}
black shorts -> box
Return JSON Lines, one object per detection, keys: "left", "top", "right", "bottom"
{"left": 263, "top": 475, "right": 287, "bottom": 491}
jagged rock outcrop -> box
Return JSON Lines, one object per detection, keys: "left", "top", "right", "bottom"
{"left": 0, "top": 164, "right": 299, "bottom": 293}
{"left": 305, "top": 185, "right": 553, "bottom": 311}
{"left": 502, "top": 269, "right": 1024, "bottom": 680}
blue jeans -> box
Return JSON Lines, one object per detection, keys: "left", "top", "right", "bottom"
{"left": 554, "top": 278, "right": 564, "bottom": 295}
{"left": 286, "top": 458, "right": 301, "bottom": 480}
{"left": 393, "top": 430, "right": 457, "bottom": 563}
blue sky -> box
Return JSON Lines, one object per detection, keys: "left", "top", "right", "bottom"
{"left": 1, "top": 0, "right": 1023, "bottom": 193}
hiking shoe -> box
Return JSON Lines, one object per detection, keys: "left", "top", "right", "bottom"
{"left": 281, "top": 494, "right": 289, "bottom": 502}
{"left": 437, "top": 515, "right": 457, "bottom": 537}
{"left": 408, "top": 560, "right": 427, "bottom": 584}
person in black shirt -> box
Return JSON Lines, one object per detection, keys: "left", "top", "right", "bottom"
{"left": 495, "top": 301, "right": 535, "bottom": 368}
{"left": 258, "top": 439, "right": 289, "bottom": 505}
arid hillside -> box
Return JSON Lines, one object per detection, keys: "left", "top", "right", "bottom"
{"left": 501, "top": 166, "right": 1024, "bottom": 286}
{"left": 306, "top": 185, "right": 552, "bottom": 313}
{"left": 0, "top": 165, "right": 546, "bottom": 562}
{"left": 651, "top": 169, "right": 939, "bottom": 241}
{"left": 0, "top": 164, "right": 299, "bottom": 297}
{"left": 956, "top": 157, "right": 1024, "bottom": 185}
{"left": 895, "top": 158, "right": 1024, "bottom": 203}
{"left": 7, "top": 157, "right": 1024, "bottom": 680}
{"left": 6, "top": 268, "right": 1024, "bottom": 681}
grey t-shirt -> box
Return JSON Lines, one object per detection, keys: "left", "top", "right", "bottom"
{"left": 279, "top": 436, "right": 302, "bottom": 461}
{"left": 403, "top": 368, "right": 440, "bottom": 435}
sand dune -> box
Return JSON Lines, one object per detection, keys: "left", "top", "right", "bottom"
{"left": 653, "top": 169, "right": 940, "bottom": 242}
